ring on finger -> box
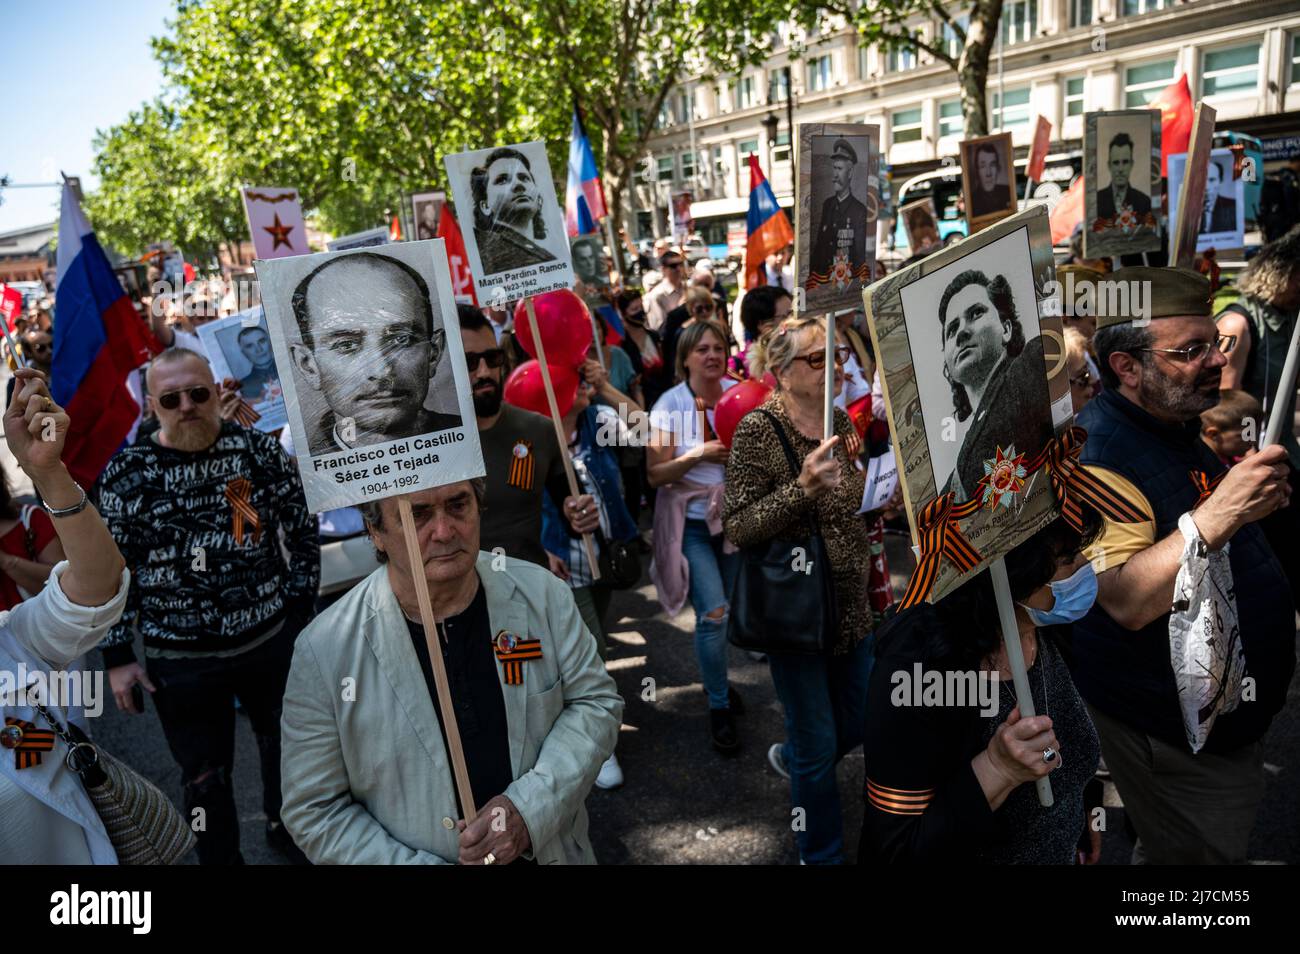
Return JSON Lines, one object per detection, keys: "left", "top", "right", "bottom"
{"left": 483, "top": 852, "right": 497, "bottom": 866}
{"left": 1042, "top": 747, "right": 1057, "bottom": 763}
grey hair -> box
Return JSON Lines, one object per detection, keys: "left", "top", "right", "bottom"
{"left": 358, "top": 477, "right": 486, "bottom": 564}
{"left": 1092, "top": 323, "right": 1153, "bottom": 389}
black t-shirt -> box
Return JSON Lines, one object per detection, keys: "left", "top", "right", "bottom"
{"left": 405, "top": 581, "right": 532, "bottom": 863}
{"left": 478, "top": 403, "right": 571, "bottom": 566}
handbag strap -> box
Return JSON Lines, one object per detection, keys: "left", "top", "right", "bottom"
{"left": 754, "top": 409, "right": 823, "bottom": 536}
{"left": 31, "top": 699, "right": 103, "bottom": 780}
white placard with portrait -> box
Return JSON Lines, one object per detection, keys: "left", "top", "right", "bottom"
{"left": 1168, "top": 148, "right": 1246, "bottom": 252}
{"left": 196, "top": 306, "right": 288, "bottom": 433}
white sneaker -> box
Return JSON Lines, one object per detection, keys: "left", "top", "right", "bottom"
{"left": 595, "top": 753, "right": 624, "bottom": 790}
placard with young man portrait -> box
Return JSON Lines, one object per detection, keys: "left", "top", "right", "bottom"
{"left": 1083, "top": 109, "right": 1163, "bottom": 258}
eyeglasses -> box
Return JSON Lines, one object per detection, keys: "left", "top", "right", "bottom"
{"left": 466, "top": 348, "right": 507, "bottom": 371}
{"left": 1068, "top": 369, "right": 1094, "bottom": 389}
{"left": 690, "top": 303, "right": 715, "bottom": 316}
{"left": 791, "top": 345, "right": 852, "bottom": 370}
{"left": 663, "top": 260, "right": 685, "bottom": 271}
{"left": 1139, "top": 333, "right": 1236, "bottom": 364}
{"left": 156, "top": 386, "right": 212, "bottom": 410}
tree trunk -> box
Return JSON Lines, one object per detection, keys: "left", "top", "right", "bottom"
{"left": 960, "top": 0, "right": 1004, "bottom": 138}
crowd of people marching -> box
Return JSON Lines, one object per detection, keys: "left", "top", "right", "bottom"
{"left": 2, "top": 214, "right": 1300, "bottom": 866}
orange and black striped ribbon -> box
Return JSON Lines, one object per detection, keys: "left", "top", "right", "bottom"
{"left": 1190, "top": 470, "right": 1225, "bottom": 508}
{"left": 233, "top": 399, "right": 262, "bottom": 429}
{"left": 494, "top": 637, "right": 543, "bottom": 686}
{"left": 4, "top": 717, "right": 54, "bottom": 770}
{"left": 507, "top": 441, "right": 535, "bottom": 490}
{"left": 694, "top": 396, "right": 717, "bottom": 442}
{"left": 866, "top": 779, "right": 935, "bottom": 816}
{"left": 898, "top": 492, "right": 983, "bottom": 610}
{"left": 1025, "top": 426, "right": 1148, "bottom": 533}
{"left": 225, "top": 477, "right": 262, "bottom": 546}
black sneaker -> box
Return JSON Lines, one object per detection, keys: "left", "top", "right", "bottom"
{"left": 266, "top": 820, "right": 311, "bottom": 865}
{"left": 709, "top": 708, "right": 740, "bottom": 754}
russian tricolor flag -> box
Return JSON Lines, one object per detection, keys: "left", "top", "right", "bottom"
{"left": 566, "top": 110, "right": 607, "bottom": 237}
{"left": 52, "top": 181, "right": 157, "bottom": 488}
{"left": 744, "top": 155, "right": 793, "bottom": 289}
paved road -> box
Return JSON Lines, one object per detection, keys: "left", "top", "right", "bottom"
{"left": 89, "top": 530, "right": 1300, "bottom": 865}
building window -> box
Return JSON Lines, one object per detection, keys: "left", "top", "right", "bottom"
{"left": 738, "top": 138, "right": 760, "bottom": 162}
{"left": 892, "top": 107, "right": 923, "bottom": 144}
{"left": 887, "top": 46, "right": 917, "bottom": 73}
{"left": 681, "top": 151, "right": 696, "bottom": 181}
{"left": 939, "top": 99, "right": 963, "bottom": 138}
{"left": 657, "top": 104, "right": 672, "bottom": 129}
{"left": 769, "top": 69, "right": 789, "bottom": 103}
{"left": 857, "top": 44, "right": 871, "bottom": 79}
{"left": 772, "top": 131, "right": 792, "bottom": 164}
{"left": 992, "top": 87, "right": 1031, "bottom": 129}
{"left": 657, "top": 156, "right": 675, "bottom": 182}
{"left": 1293, "top": 34, "right": 1300, "bottom": 84}
{"left": 1069, "top": 0, "right": 1094, "bottom": 27}
{"left": 1122, "top": 0, "right": 1167, "bottom": 14}
{"left": 678, "top": 91, "right": 693, "bottom": 123}
{"left": 941, "top": 16, "right": 969, "bottom": 60}
{"left": 738, "top": 75, "right": 758, "bottom": 109}
{"left": 807, "top": 55, "right": 834, "bottom": 92}
{"left": 1065, "top": 76, "right": 1085, "bottom": 116}
{"left": 1124, "top": 59, "right": 1176, "bottom": 107}
{"left": 1001, "top": 0, "right": 1038, "bottom": 46}
{"left": 1201, "top": 43, "right": 1260, "bottom": 98}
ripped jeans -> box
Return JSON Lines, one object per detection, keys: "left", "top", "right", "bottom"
{"left": 146, "top": 626, "right": 297, "bottom": 865}
{"left": 682, "top": 518, "right": 740, "bottom": 710}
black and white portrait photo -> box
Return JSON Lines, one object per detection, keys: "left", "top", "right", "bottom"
{"left": 412, "top": 191, "right": 444, "bottom": 241}
{"left": 197, "top": 307, "right": 288, "bottom": 432}
{"left": 445, "top": 140, "right": 574, "bottom": 304}
{"left": 570, "top": 234, "right": 609, "bottom": 288}
{"left": 256, "top": 242, "right": 484, "bottom": 513}
{"left": 901, "top": 198, "right": 941, "bottom": 255}
{"left": 1083, "top": 110, "right": 1162, "bottom": 258}
{"left": 1168, "top": 147, "right": 1246, "bottom": 253}
{"left": 960, "top": 133, "right": 1016, "bottom": 229}
{"left": 796, "top": 122, "right": 879, "bottom": 312}
{"left": 898, "top": 225, "right": 1053, "bottom": 503}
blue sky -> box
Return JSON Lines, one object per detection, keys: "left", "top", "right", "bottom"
{"left": 0, "top": 0, "right": 173, "bottom": 233}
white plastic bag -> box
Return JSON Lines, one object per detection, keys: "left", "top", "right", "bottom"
{"left": 1168, "top": 513, "right": 1246, "bottom": 753}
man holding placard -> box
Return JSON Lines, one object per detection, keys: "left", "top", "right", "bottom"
{"left": 1074, "top": 266, "right": 1295, "bottom": 864}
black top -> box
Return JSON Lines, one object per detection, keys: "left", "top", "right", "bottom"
{"left": 859, "top": 603, "right": 1099, "bottom": 865}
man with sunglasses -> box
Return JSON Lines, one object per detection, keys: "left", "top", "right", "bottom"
{"left": 643, "top": 252, "right": 687, "bottom": 333}
{"left": 458, "top": 306, "right": 598, "bottom": 569}
{"left": 97, "top": 346, "right": 320, "bottom": 865}
{"left": 1073, "top": 266, "right": 1295, "bottom": 864}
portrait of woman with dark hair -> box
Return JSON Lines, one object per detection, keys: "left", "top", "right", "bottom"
{"left": 937, "top": 268, "right": 1052, "bottom": 499}
{"left": 469, "top": 146, "right": 557, "bottom": 274}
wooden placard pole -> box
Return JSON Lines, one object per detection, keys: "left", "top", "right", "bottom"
{"left": 1262, "top": 314, "right": 1300, "bottom": 449}
{"left": 989, "top": 557, "right": 1054, "bottom": 807}
{"left": 396, "top": 496, "right": 477, "bottom": 822}
{"left": 1, "top": 320, "right": 29, "bottom": 370}
{"left": 1170, "top": 103, "right": 1218, "bottom": 270}
{"left": 588, "top": 306, "right": 606, "bottom": 373}
{"left": 524, "top": 296, "right": 602, "bottom": 580}
{"left": 823, "top": 312, "right": 836, "bottom": 444}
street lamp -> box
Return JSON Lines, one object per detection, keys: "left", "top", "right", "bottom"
{"left": 762, "top": 111, "right": 780, "bottom": 175}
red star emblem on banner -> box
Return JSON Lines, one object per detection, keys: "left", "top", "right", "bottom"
{"left": 264, "top": 213, "right": 295, "bottom": 251}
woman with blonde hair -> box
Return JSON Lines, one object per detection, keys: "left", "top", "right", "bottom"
{"left": 724, "top": 314, "right": 891, "bottom": 863}
{"left": 662, "top": 284, "right": 723, "bottom": 384}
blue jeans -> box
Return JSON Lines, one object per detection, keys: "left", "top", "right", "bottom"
{"left": 767, "top": 635, "right": 875, "bottom": 864}
{"left": 682, "top": 518, "right": 740, "bottom": 710}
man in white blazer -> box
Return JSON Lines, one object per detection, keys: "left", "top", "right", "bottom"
{"left": 280, "top": 477, "right": 623, "bottom": 864}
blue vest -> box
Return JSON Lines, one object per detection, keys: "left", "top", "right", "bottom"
{"left": 1071, "top": 387, "right": 1295, "bottom": 753}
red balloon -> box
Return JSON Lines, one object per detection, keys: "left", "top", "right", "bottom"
{"left": 514, "top": 290, "right": 595, "bottom": 369}
{"left": 714, "top": 378, "right": 774, "bottom": 448}
{"left": 503, "top": 360, "right": 580, "bottom": 418}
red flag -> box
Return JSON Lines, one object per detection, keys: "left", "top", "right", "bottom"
{"left": 1027, "top": 116, "right": 1052, "bottom": 182}
{"left": 437, "top": 208, "right": 477, "bottom": 306}
{"left": 0, "top": 284, "right": 22, "bottom": 332}
{"left": 1151, "top": 75, "right": 1193, "bottom": 177}
{"left": 1050, "top": 176, "right": 1085, "bottom": 245}
{"left": 389, "top": 215, "right": 403, "bottom": 242}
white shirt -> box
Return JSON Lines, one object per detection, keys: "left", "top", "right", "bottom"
{"left": 650, "top": 379, "right": 738, "bottom": 520}
{"left": 643, "top": 281, "right": 684, "bottom": 333}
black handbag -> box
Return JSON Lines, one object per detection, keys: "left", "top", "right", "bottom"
{"left": 727, "top": 410, "right": 839, "bottom": 656}
{"left": 596, "top": 529, "right": 642, "bottom": 590}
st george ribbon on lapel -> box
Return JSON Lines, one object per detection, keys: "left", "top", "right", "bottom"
{"left": 493, "top": 631, "right": 543, "bottom": 686}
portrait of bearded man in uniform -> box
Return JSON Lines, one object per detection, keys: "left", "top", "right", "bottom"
{"left": 808, "top": 137, "right": 871, "bottom": 288}
{"left": 470, "top": 147, "right": 558, "bottom": 275}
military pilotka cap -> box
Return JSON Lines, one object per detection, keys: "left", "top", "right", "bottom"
{"left": 831, "top": 138, "right": 857, "bottom": 164}
{"left": 1094, "top": 266, "right": 1212, "bottom": 330}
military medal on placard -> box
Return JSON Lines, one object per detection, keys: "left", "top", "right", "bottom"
{"left": 507, "top": 439, "right": 535, "bottom": 490}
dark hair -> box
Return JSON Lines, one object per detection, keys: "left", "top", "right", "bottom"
{"left": 615, "top": 289, "right": 644, "bottom": 316}
{"left": 659, "top": 251, "right": 683, "bottom": 267}
{"left": 291, "top": 251, "right": 434, "bottom": 346}
{"left": 974, "top": 142, "right": 1000, "bottom": 171}
{"left": 740, "top": 285, "right": 793, "bottom": 343}
{"left": 1107, "top": 132, "right": 1134, "bottom": 155}
{"left": 236, "top": 325, "right": 266, "bottom": 345}
{"left": 470, "top": 147, "right": 546, "bottom": 239}
{"left": 937, "top": 269, "right": 1024, "bottom": 421}
{"left": 0, "top": 461, "right": 16, "bottom": 521}
{"left": 457, "top": 303, "right": 494, "bottom": 337}
{"left": 1092, "top": 322, "right": 1153, "bottom": 389}
{"left": 358, "top": 478, "right": 486, "bottom": 564}
{"left": 881, "top": 506, "right": 1105, "bottom": 671}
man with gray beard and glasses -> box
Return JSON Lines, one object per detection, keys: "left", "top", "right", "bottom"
{"left": 96, "top": 347, "right": 320, "bottom": 865}
{"left": 1071, "top": 266, "right": 1295, "bottom": 864}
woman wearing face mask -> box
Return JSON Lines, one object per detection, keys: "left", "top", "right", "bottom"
{"left": 859, "top": 506, "right": 1106, "bottom": 865}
